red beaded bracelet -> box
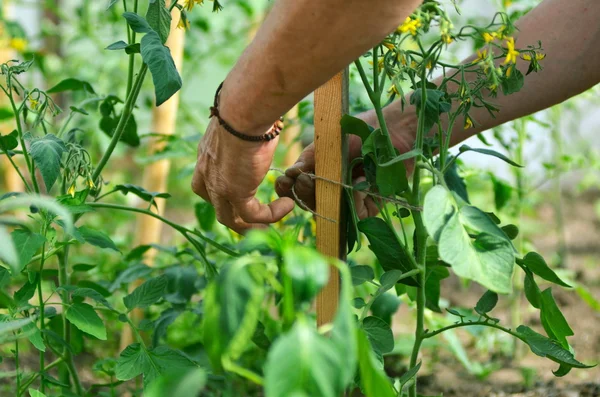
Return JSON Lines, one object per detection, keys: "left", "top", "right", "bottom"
{"left": 209, "top": 82, "right": 284, "bottom": 142}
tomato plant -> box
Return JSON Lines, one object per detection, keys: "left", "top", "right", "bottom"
{"left": 0, "top": 1, "right": 596, "bottom": 397}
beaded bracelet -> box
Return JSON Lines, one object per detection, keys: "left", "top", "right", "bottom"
{"left": 209, "top": 82, "right": 284, "bottom": 142}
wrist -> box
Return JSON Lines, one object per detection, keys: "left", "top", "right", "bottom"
{"left": 218, "top": 80, "right": 276, "bottom": 137}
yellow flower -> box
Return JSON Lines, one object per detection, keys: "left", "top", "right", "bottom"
{"left": 309, "top": 218, "right": 316, "bottom": 237}
{"left": 521, "top": 52, "right": 546, "bottom": 61}
{"left": 29, "top": 98, "right": 39, "bottom": 110}
{"left": 67, "top": 183, "right": 76, "bottom": 198}
{"left": 397, "top": 17, "right": 422, "bottom": 36}
{"left": 464, "top": 115, "right": 474, "bottom": 130}
{"left": 388, "top": 84, "right": 400, "bottom": 96}
{"left": 503, "top": 37, "right": 519, "bottom": 64}
{"left": 9, "top": 38, "right": 27, "bottom": 52}
{"left": 382, "top": 41, "right": 395, "bottom": 51}
{"left": 398, "top": 53, "right": 407, "bottom": 66}
{"left": 505, "top": 64, "right": 514, "bottom": 77}
{"left": 474, "top": 48, "right": 488, "bottom": 63}
{"left": 426, "top": 60, "right": 433, "bottom": 69}
{"left": 367, "top": 58, "right": 385, "bottom": 73}
{"left": 482, "top": 32, "right": 496, "bottom": 43}
{"left": 410, "top": 60, "right": 418, "bottom": 68}
{"left": 183, "top": 0, "right": 203, "bottom": 11}
{"left": 503, "top": 0, "right": 513, "bottom": 7}
{"left": 442, "top": 33, "right": 453, "bottom": 44}
{"left": 87, "top": 177, "right": 96, "bottom": 189}
{"left": 177, "top": 16, "right": 190, "bottom": 30}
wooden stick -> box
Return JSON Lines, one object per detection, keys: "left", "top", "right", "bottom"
{"left": 314, "top": 71, "right": 348, "bottom": 326}
{"left": 0, "top": 1, "right": 24, "bottom": 193}
{"left": 119, "top": 5, "right": 185, "bottom": 351}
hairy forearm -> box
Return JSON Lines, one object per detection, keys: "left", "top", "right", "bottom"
{"left": 219, "top": 0, "right": 422, "bottom": 136}
{"left": 384, "top": 0, "right": 600, "bottom": 145}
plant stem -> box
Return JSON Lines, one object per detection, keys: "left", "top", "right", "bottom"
{"left": 91, "top": 63, "right": 148, "bottom": 183}
{"left": 408, "top": 63, "right": 430, "bottom": 397}
{"left": 15, "top": 339, "right": 20, "bottom": 397}
{"left": 36, "top": 232, "right": 47, "bottom": 394}
{"left": 422, "top": 320, "right": 522, "bottom": 340}
{"left": 0, "top": 142, "right": 32, "bottom": 192}
{"left": 57, "top": 247, "right": 82, "bottom": 395}
{"left": 18, "top": 357, "right": 64, "bottom": 395}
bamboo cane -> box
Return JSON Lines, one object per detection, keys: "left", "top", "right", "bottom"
{"left": 0, "top": 1, "right": 24, "bottom": 193}
{"left": 119, "top": 5, "right": 185, "bottom": 351}
{"left": 314, "top": 71, "right": 348, "bottom": 326}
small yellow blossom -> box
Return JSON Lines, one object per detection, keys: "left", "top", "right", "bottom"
{"left": 521, "top": 52, "right": 546, "bottom": 61}
{"left": 410, "top": 60, "right": 418, "bottom": 68}
{"left": 503, "top": 37, "right": 519, "bottom": 64}
{"left": 505, "top": 64, "right": 514, "bottom": 77}
{"left": 388, "top": 84, "right": 400, "bottom": 96}
{"left": 397, "top": 17, "right": 422, "bottom": 36}
{"left": 9, "top": 38, "right": 27, "bottom": 52}
{"left": 183, "top": 0, "right": 203, "bottom": 11}
{"left": 177, "top": 16, "right": 190, "bottom": 30}
{"left": 442, "top": 33, "right": 453, "bottom": 44}
{"left": 382, "top": 42, "right": 395, "bottom": 51}
{"left": 398, "top": 53, "right": 407, "bottom": 66}
{"left": 474, "top": 48, "right": 488, "bottom": 63}
{"left": 426, "top": 60, "right": 433, "bottom": 69}
{"left": 368, "top": 58, "right": 385, "bottom": 73}
{"left": 482, "top": 32, "right": 496, "bottom": 43}
{"left": 29, "top": 98, "right": 39, "bottom": 110}
{"left": 464, "top": 115, "right": 474, "bottom": 130}
{"left": 67, "top": 183, "right": 76, "bottom": 198}
{"left": 503, "top": 0, "right": 513, "bottom": 7}
{"left": 87, "top": 177, "right": 96, "bottom": 189}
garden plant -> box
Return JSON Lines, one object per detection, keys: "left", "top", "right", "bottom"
{"left": 0, "top": 0, "right": 596, "bottom": 396}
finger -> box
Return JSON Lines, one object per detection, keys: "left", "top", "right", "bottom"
{"left": 293, "top": 173, "right": 316, "bottom": 210}
{"left": 234, "top": 196, "right": 295, "bottom": 224}
{"left": 213, "top": 199, "right": 267, "bottom": 234}
{"left": 275, "top": 175, "right": 295, "bottom": 198}
{"left": 191, "top": 171, "right": 211, "bottom": 203}
{"left": 285, "top": 143, "right": 315, "bottom": 178}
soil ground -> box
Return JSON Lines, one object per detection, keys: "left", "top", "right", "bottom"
{"left": 392, "top": 190, "right": 600, "bottom": 397}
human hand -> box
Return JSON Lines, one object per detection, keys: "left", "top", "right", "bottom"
{"left": 275, "top": 106, "right": 417, "bottom": 219}
{"left": 191, "top": 117, "right": 295, "bottom": 234}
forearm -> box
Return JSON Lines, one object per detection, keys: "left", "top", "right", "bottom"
{"left": 219, "top": 0, "right": 422, "bottom": 135}
{"left": 384, "top": 0, "right": 600, "bottom": 145}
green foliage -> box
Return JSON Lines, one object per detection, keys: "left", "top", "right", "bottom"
{"left": 29, "top": 134, "right": 67, "bottom": 191}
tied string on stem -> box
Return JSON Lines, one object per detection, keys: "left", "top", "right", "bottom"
{"left": 269, "top": 168, "right": 422, "bottom": 223}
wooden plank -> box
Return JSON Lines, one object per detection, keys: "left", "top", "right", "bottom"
{"left": 314, "top": 70, "right": 348, "bottom": 326}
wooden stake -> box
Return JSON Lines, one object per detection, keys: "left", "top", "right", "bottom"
{"left": 119, "top": 5, "right": 185, "bottom": 351}
{"left": 314, "top": 71, "right": 348, "bottom": 326}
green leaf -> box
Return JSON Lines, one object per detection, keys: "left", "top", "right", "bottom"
{"left": 107, "top": 0, "right": 120, "bottom": 9}
{"left": 371, "top": 293, "right": 401, "bottom": 325}
{"left": 523, "top": 269, "right": 541, "bottom": 309}
{"left": 376, "top": 159, "right": 408, "bottom": 196}
{"left": 358, "top": 217, "right": 418, "bottom": 286}
{"left": 522, "top": 252, "right": 570, "bottom": 288}
{"left": 516, "top": 325, "right": 593, "bottom": 373}
{"left": 356, "top": 329, "right": 396, "bottom": 397}
{"left": 0, "top": 108, "right": 14, "bottom": 121}
{"left": 146, "top": 0, "right": 172, "bottom": 44}
{"left": 459, "top": 145, "right": 522, "bottom": 167}
{"left": 195, "top": 201, "right": 216, "bottom": 231}
{"left": 123, "top": 275, "right": 167, "bottom": 311}
{"left": 501, "top": 224, "right": 519, "bottom": 240}
{"left": 78, "top": 226, "right": 119, "bottom": 252}
{"left": 23, "top": 322, "right": 45, "bottom": 352}
{"left": 29, "top": 134, "right": 67, "bottom": 191}
{"left": 0, "top": 130, "right": 18, "bottom": 150}
{"left": 65, "top": 302, "right": 107, "bottom": 340}
{"left": 123, "top": 12, "right": 152, "bottom": 33}
{"left": 14, "top": 279, "right": 37, "bottom": 306}
{"left": 284, "top": 246, "right": 329, "bottom": 305}
{"left": 351, "top": 265, "right": 374, "bottom": 286}
{"left": 116, "top": 343, "right": 197, "bottom": 388}
{"left": 11, "top": 229, "right": 46, "bottom": 271}
{"left": 106, "top": 40, "right": 128, "bottom": 50}
{"left": 540, "top": 288, "right": 574, "bottom": 348}
{"left": 264, "top": 320, "right": 346, "bottom": 397}
{"left": 379, "top": 270, "right": 404, "bottom": 291}
{"left": 0, "top": 225, "right": 18, "bottom": 273}
{"left": 410, "top": 89, "right": 450, "bottom": 133}
{"left": 378, "top": 149, "right": 422, "bottom": 167}
{"left": 47, "top": 78, "right": 95, "bottom": 94}
{"left": 340, "top": 114, "right": 372, "bottom": 143}
{"left": 474, "top": 290, "right": 499, "bottom": 315}
{"left": 72, "top": 287, "right": 114, "bottom": 310}
{"left": 398, "top": 361, "right": 422, "bottom": 391}
{"left": 501, "top": 67, "right": 524, "bottom": 95}
{"left": 114, "top": 184, "right": 170, "bottom": 207}
{"left": 490, "top": 174, "right": 512, "bottom": 211}
{"left": 424, "top": 186, "right": 515, "bottom": 294}
{"left": 145, "top": 368, "right": 206, "bottom": 397}
{"left": 28, "top": 389, "right": 46, "bottom": 397}
{"left": 424, "top": 265, "right": 449, "bottom": 313}
{"left": 362, "top": 316, "right": 394, "bottom": 355}
{"left": 443, "top": 157, "right": 469, "bottom": 203}
{"left": 141, "top": 30, "right": 183, "bottom": 106}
